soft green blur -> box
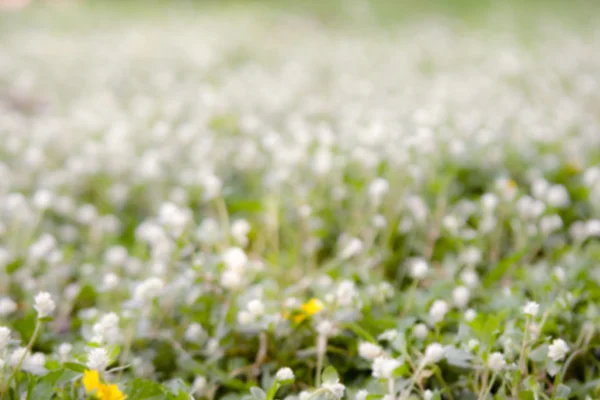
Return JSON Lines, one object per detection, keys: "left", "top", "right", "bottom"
{"left": 1, "top": 0, "right": 598, "bottom": 31}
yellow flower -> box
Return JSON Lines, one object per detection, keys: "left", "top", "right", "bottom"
{"left": 83, "top": 370, "right": 101, "bottom": 393}
{"left": 284, "top": 298, "right": 324, "bottom": 324}
{"left": 301, "top": 298, "right": 324, "bottom": 316}
{"left": 83, "top": 370, "right": 127, "bottom": 400}
{"left": 506, "top": 179, "right": 517, "bottom": 190}
{"left": 98, "top": 383, "right": 127, "bottom": 400}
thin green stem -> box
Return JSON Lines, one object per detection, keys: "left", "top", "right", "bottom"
{"left": 1, "top": 320, "right": 42, "bottom": 400}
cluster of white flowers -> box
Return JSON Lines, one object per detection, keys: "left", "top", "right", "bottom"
{"left": 0, "top": 7, "right": 596, "bottom": 399}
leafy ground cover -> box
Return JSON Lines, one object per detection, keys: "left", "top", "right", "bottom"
{"left": 1, "top": 1, "right": 600, "bottom": 399}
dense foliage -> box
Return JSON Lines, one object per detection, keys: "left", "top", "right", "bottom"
{"left": 1, "top": 3, "right": 600, "bottom": 400}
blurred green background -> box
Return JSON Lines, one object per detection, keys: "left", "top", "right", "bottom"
{"left": 1, "top": 0, "right": 598, "bottom": 31}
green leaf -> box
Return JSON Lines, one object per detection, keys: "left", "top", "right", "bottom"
{"left": 321, "top": 366, "right": 339, "bottom": 384}
{"left": 483, "top": 248, "right": 528, "bottom": 288}
{"left": 250, "top": 387, "right": 267, "bottom": 400}
{"left": 528, "top": 345, "right": 548, "bottom": 363}
{"left": 30, "top": 369, "right": 79, "bottom": 400}
{"left": 444, "top": 346, "right": 473, "bottom": 369}
{"left": 63, "top": 362, "right": 88, "bottom": 373}
{"left": 124, "top": 378, "right": 166, "bottom": 400}
{"left": 546, "top": 360, "right": 560, "bottom": 377}
{"left": 108, "top": 344, "right": 121, "bottom": 362}
{"left": 342, "top": 323, "right": 377, "bottom": 343}
{"left": 518, "top": 391, "right": 535, "bottom": 400}
{"left": 6, "top": 258, "right": 22, "bottom": 275}
{"left": 555, "top": 384, "right": 571, "bottom": 398}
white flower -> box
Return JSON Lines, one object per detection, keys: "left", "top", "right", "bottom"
{"left": 413, "top": 323, "right": 428, "bottom": 340}
{"left": 323, "top": 381, "right": 345, "bottom": 400}
{"left": 221, "top": 269, "right": 243, "bottom": 289}
{"left": 222, "top": 247, "right": 248, "bottom": 271}
{"left": 481, "top": 193, "right": 499, "bottom": 211}
{"left": 429, "top": 300, "right": 449, "bottom": 323}
{"left": 134, "top": 277, "right": 164, "bottom": 303}
{"left": 461, "top": 269, "right": 480, "bottom": 288}
{"left": 185, "top": 323, "right": 206, "bottom": 342}
{"left": 523, "top": 301, "right": 540, "bottom": 317}
{"left": 34, "top": 291, "right": 55, "bottom": 319}
{"left": 358, "top": 342, "right": 383, "bottom": 360}
{"left": 548, "top": 339, "right": 569, "bottom": 362}
{"left": 467, "top": 339, "right": 480, "bottom": 351}
{"left": 487, "top": 352, "right": 506, "bottom": 372}
{"left": 423, "top": 343, "right": 445, "bottom": 365}
{"left": 102, "top": 273, "right": 120, "bottom": 290}
{"left": 464, "top": 309, "right": 477, "bottom": 322}
{"left": 460, "top": 247, "right": 482, "bottom": 267}
{"left": 339, "top": 237, "right": 363, "bottom": 260}
{"left": 553, "top": 266, "right": 566, "bottom": 283}
{"left": 316, "top": 320, "right": 335, "bottom": 337}
{"left": 202, "top": 174, "right": 222, "bottom": 200}
{"left": 377, "top": 329, "right": 399, "bottom": 342}
{"left": 10, "top": 347, "right": 29, "bottom": 368}
{"left": 275, "top": 367, "right": 295, "bottom": 382}
{"left": 546, "top": 185, "right": 570, "bottom": 208}
{"left": 58, "top": 343, "right": 72, "bottom": 362}
{"left": 87, "top": 347, "right": 110, "bottom": 371}
{"left": 92, "top": 313, "right": 120, "bottom": 344}
{"left": 247, "top": 299, "right": 265, "bottom": 317}
{"left": 540, "top": 215, "right": 563, "bottom": 235}
{"left": 299, "top": 391, "right": 311, "bottom": 400}
{"left": 371, "top": 357, "right": 402, "bottom": 379}
{"left": 193, "top": 376, "right": 207, "bottom": 394}
{"left": 231, "top": 219, "right": 251, "bottom": 246}
{"left": 23, "top": 352, "right": 46, "bottom": 373}
{"left": 409, "top": 258, "right": 428, "bottom": 280}
{"left": 0, "top": 326, "right": 11, "bottom": 351}
{"left": 237, "top": 310, "right": 253, "bottom": 325}
{"left": 367, "top": 178, "right": 389, "bottom": 205}
{"left": 452, "top": 286, "right": 470, "bottom": 309}
{"left": 0, "top": 297, "right": 17, "bottom": 316}
{"left": 355, "top": 389, "right": 369, "bottom": 400}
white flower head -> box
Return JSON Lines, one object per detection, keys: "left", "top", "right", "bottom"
{"left": 87, "top": 347, "right": 110, "bottom": 371}
{"left": 358, "top": 341, "right": 383, "bottom": 360}
{"left": 523, "top": 301, "right": 540, "bottom": 317}
{"left": 0, "top": 297, "right": 17, "bottom": 316}
{"left": 58, "top": 343, "right": 72, "bottom": 362}
{"left": 464, "top": 309, "right": 477, "bottom": 322}
{"left": 429, "top": 300, "right": 449, "bottom": 323}
{"left": 193, "top": 376, "right": 207, "bottom": 394}
{"left": 355, "top": 389, "right": 369, "bottom": 400}
{"left": 452, "top": 286, "right": 470, "bottom": 309}
{"left": 488, "top": 352, "right": 506, "bottom": 372}
{"left": 371, "top": 357, "right": 402, "bottom": 379}
{"left": 423, "top": 343, "right": 445, "bottom": 365}
{"left": 275, "top": 367, "right": 295, "bottom": 383}
{"left": 185, "top": 323, "right": 206, "bottom": 342}
{"left": 34, "top": 291, "right": 55, "bottom": 319}
{"left": 133, "top": 277, "right": 164, "bottom": 304}
{"left": 409, "top": 258, "right": 428, "bottom": 280}
{"left": 323, "top": 381, "right": 345, "bottom": 400}
{"left": 247, "top": 299, "right": 265, "bottom": 317}
{"left": 548, "top": 338, "right": 569, "bottom": 362}
{"left": 377, "top": 329, "right": 399, "bottom": 342}
{"left": 222, "top": 247, "right": 248, "bottom": 271}
{"left": 0, "top": 326, "right": 11, "bottom": 351}
{"left": 413, "top": 323, "right": 429, "bottom": 340}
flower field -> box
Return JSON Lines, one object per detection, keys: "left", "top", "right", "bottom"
{"left": 1, "top": 2, "right": 600, "bottom": 399}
